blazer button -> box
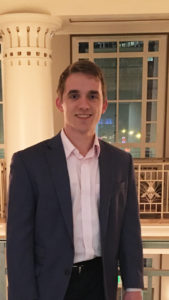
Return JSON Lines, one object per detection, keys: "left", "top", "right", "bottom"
{"left": 64, "top": 269, "right": 71, "bottom": 276}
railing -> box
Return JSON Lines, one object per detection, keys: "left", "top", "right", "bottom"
{"left": 0, "top": 160, "right": 6, "bottom": 220}
{"left": 117, "top": 268, "right": 169, "bottom": 300}
{"left": 0, "top": 159, "right": 169, "bottom": 220}
{"left": 143, "top": 268, "right": 169, "bottom": 300}
{"left": 134, "top": 161, "right": 169, "bottom": 220}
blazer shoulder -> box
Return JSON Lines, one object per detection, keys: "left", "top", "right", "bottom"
{"left": 99, "top": 139, "right": 132, "bottom": 160}
{"left": 12, "top": 133, "right": 62, "bottom": 163}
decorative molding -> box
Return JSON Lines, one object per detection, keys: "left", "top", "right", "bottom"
{"left": 0, "top": 13, "right": 62, "bottom": 65}
{"left": 135, "top": 162, "right": 169, "bottom": 219}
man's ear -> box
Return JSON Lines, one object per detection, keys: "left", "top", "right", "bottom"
{"left": 56, "top": 97, "right": 63, "bottom": 112}
{"left": 102, "top": 98, "right": 108, "bottom": 114}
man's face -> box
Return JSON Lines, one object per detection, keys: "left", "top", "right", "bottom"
{"left": 56, "top": 72, "right": 107, "bottom": 138}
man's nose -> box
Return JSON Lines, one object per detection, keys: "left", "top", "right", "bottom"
{"left": 78, "top": 96, "right": 90, "bottom": 109}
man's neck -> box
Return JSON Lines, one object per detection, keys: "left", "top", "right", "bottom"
{"left": 63, "top": 128, "right": 95, "bottom": 157}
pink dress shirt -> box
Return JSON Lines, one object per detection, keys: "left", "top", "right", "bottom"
{"left": 61, "top": 129, "right": 101, "bottom": 263}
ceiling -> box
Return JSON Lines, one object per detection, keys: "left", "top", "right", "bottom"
{"left": 0, "top": 0, "right": 169, "bottom": 20}
{"left": 0, "top": 0, "right": 169, "bottom": 36}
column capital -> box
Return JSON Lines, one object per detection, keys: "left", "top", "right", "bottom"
{"left": 0, "top": 13, "right": 62, "bottom": 63}
{"left": 0, "top": 13, "right": 62, "bottom": 32}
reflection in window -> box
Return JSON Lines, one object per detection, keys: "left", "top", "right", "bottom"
{"left": 148, "top": 41, "right": 159, "bottom": 52}
{"left": 146, "top": 123, "right": 156, "bottom": 142}
{"left": 119, "top": 41, "right": 143, "bottom": 52}
{"left": 119, "top": 58, "right": 143, "bottom": 100}
{"left": 148, "top": 57, "right": 158, "bottom": 77}
{"left": 94, "top": 42, "right": 117, "bottom": 53}
{"left": 130, "top": 148, "right": 141, "bottom": 158}
{"left": 146, "top": 102, "right": 157, "bottom": 121}
{"left": 145, "top": 148, "right": 156, "bottom": 158}
{"left": 0, "top": 104, "right": 4, "bottom": 144}
{"left": 118, "top": 103, "right": 141, "bottom": 143}
{"left": 147, "top": 79, "right": 158, "bottom": 99}
{"left": 78, "top": 42, "right": 89, "bottom": 53}
{"left": 97, "top": 103, "right": 116, "bottom": 144}
{"left": 94, "top": 58, "right": 117, "bottom": 100}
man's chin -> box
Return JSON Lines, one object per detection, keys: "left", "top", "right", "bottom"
{"left": 74, "top": 127, "right": 95, "bottom": 136}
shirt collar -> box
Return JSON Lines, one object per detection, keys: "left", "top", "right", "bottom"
{"left": 61, "top": 129, "right": 100, "bottom": 159}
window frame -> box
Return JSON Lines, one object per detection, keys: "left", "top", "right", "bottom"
{"left": 72, "top": 34, "right": 167, "bottom": 159}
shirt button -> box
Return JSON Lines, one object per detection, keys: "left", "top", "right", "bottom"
{"left": 64, "top": 269, "right": 71, "bottom": 276}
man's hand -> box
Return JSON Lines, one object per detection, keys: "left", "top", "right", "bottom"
{"left": 123, "top": 291, "right": 142, "bottom": 300}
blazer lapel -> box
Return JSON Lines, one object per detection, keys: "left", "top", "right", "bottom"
{"left": 45, "top": 133, "right": 73, "bottom": 244}
{"left": 99, "top": 141, "right": 116, "bottom": 243}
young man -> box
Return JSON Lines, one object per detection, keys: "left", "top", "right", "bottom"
{"left": 7, "top": 60, "right": 143, "bottom": 300}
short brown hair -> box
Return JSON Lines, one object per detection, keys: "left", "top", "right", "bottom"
{"left": 57, "top": 60, "right": 106, "bottom": 101}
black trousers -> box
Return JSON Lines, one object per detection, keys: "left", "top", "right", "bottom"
{"left": 64, "top": 258, "right": 105, "bottom": 300}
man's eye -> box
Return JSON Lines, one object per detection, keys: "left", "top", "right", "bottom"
{"left": 89, "top": 94, "right": 98, "bottom": 100}
{"left": 69, "top": 94, "right": 79, "bottom": 100}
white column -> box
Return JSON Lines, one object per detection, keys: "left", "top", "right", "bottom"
{"left": 0, "top": 13, "right": 62, "bottom": 171}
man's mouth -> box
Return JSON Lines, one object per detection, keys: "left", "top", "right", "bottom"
{"left": 75, "top": 114, "right": 92, "bottom": 118}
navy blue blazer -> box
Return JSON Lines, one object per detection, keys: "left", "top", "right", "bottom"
{"left": 7, "top": 132, "right": 143, "bottom": 300}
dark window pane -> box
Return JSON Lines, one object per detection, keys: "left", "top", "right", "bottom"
{"left": 144, "top": 258, "right": 153, "bottom": 268}
{"left": 97, "top": 103, "right": 116, "bottom": 144}
{"left": 148, "top": 41, "right": 159, "bottom": 52}
{"left": 0, "top": 61, "right": 2, "bottom": 100}
{"left": 119, "top": 41, "right": 143, "bottom": 52}
{"left": 147, "top": 79, "right": 158, "bottom": 99}
{"left": 119, "top": 58, "right": 143, "bottom": 100}
{"left": 94, "top": 58, "right": 117, "bottom": 100}
{"left": 148, "top": 57, "right": 158, "bottom": 77}
{"left": 78, "top": 58, "right": 89, "bottom": 61}
{"left": 145, "top": 148, "right": 156, "bottom": 158}
{"left": 118, "top": 103, "right": 141, "bottom": 143}
{"left": 78, "top": 42, "right": 89, "bottom": 53}
{"left": 146, "top": 123, "right": 156, "bottom": 142}
{"left": 0, "top": 104, "right": 4, "bottom": 144}
{"left": 94, "top": 42, "right": 117, "bottom": 53}
{"left": 146, "top": 102, "right": 157, "bottom": 121}
{"left": 0, "top": 148, "right": 4, "bottom": 158}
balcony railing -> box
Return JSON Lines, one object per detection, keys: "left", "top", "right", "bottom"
{"left": 0, "top": 159, "right": 169, "bottom": 220}
{"left": 135, "top": 161, "right": 169, "bottom": 220}
{"left": 0, "top": 160, "right": 6, "bottom": 220}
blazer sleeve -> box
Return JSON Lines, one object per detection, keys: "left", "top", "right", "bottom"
{"left": 7, "top": 152, "right": 38, "bottom": 300}
{"left": 119, "top": 154, "right": 144, "bottom": 290}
